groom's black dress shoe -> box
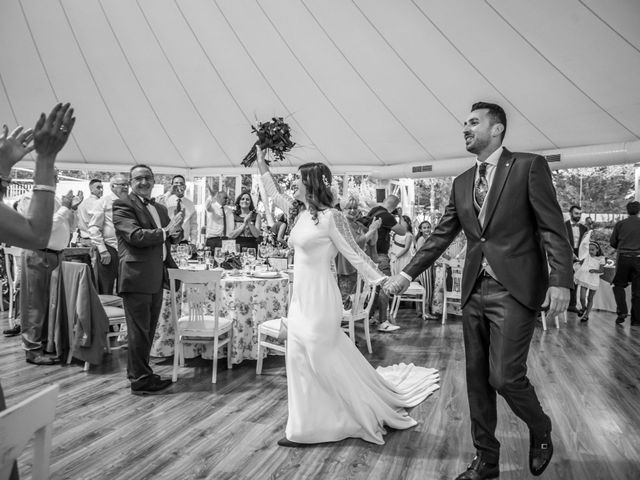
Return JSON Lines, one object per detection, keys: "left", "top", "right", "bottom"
{"left": 529, "top": 428, "right": 553, "bottom": 476}
{"left": 454, "top": 456, "right": 499, "bottom": 480}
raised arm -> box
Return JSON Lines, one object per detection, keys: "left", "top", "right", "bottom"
{"left": 0, "top": 103, "right": 75, "bottom": 249}
{"left": 328, "top": 210, "right": 386, "bottom": 286}
{"left": 255, "top": 145, "right": 293, "bottom": 214}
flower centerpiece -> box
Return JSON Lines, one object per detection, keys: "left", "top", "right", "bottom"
{"left": 241, "top": 117, "right": 295, "bottom": 167}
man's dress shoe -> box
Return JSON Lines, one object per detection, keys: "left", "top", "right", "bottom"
{"left": 455, "top": 456, "right": 499, "bottom": 480}
{"left": 25, "top": 351, "right": 58, "bottom": 365}
{"left": 529, "top": 429, "right": 553, "bottom": 476}
{"left": 616, "top": 315, "right": 626, "bottom": 324}
{"left": 3, "top": 324, "right": 21, "bottom": 337}
{"left": 131, "top": 376, "right": 172, "bottom": 396}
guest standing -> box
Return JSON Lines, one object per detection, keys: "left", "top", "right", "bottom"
{"left": 228, "top": 191, "right": 261, "bottom": 250}
{"left": 610, "top": 200, "right": 640, "bottom": 326}
{"left": 385, "top": 101, "right": 573, "bottom": 479}
{"left": 18, "top": 186, "right": 83, "bottom": 365}
{"left": 157, "top": 174, "right": 198, "bottom": 244}
{"left": 112, "top": 165, "right": 184, "bottom": 395}
{"left": 564, "top": 205, "right": 588, "bottom": 313}
{"left": 88, "top": 174, "right": 129, "bottom": 294}
{"left": 204, "top": 187, "right": 232, "bottom": 251}
{"left": 0, "top": 102, "right": 76, "bottom": 480}
{"left": 76, "top": 178, "right": 103, "bottom": 246}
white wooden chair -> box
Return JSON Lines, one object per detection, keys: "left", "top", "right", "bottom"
{"left": 342, "top": 274, "right": 376, "bottom": 354}
{"left": 0, "top": 384, "right": 59, "bottom": 480}
{"left": 168, "top": 269, "right": 232, "bottom": 384}
{"left": 442, "top": 259, "right": 464, "bottom": 324}
{"left": 256, "top": 317, "right": 287, "bottom": 374}
{"left": 390, "top": 281, "right": 427, "bottom": 321}
{"left": 2, "top": 246, "right": 21, "bottom": 328}
{"left": 96, "top": 294, "right": 126, "bottom": 351}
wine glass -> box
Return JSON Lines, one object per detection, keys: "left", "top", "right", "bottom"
{"left": 214, "top": 247, "right": 224, "bottom": 267}
{"left": 204, "top": 248, "right": 212, "bottom": 269}
{"left": 246, "top": 248, "right": 257, "bottom": 269}
{"left": 196, "top": 244, "right": 205, "bottom": 264}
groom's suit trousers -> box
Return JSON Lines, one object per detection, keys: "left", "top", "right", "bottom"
{"left": 462, "top": 273, "right": 551, "bottom": 463}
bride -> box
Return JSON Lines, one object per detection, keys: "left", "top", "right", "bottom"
{"left": 256, "top": 147, "right": 439, "bottom": 446}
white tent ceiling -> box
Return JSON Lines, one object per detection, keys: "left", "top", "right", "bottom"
{"left": 2, "top": 0, "right": 640, "bottom": 177}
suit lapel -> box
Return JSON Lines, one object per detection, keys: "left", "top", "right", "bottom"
{"left": 459, "top": 167, "right": 482, "bottom": 234}
{"left": 481, "top": 148, "right": 514, "bottom": 233}
{"left": 130, "top": 194, "right": 157, "bottom": 228}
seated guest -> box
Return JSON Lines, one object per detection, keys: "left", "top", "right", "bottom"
{"left": 88, "top": 174, "right": 128, "bottom": 294}
{"left": 18, "top": 184, "right": 83, "bottom": 365}
{"left": 228, "top": 190, "right": 261, "bottom": 250}
{"left": 204, "top": 187, "right": 232, "bottom": 250}
{"left": 157, "top": 174, "right": 198, "bottom": 244}
{"left": 76, "top": 178, "right": 103, "bottom": 246}
{"left": 0, "top": 102, "right": 75, "bottom": 480}
{"left": 336, "top": 197, "right": 380, "bottom": 309}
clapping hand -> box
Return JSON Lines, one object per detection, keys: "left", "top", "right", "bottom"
{"left": 0, "top": 125, "right": 35, "bottom": 171}
{"left": 165, "top": 211, "right": 184, "bottom": 236}
{"left": 383, "top": 274, "right": 411, "bottom": 295}
{"left": 33, "top": 103, "right": 75, "bottom": 159}
{"left": 61, "top": 190, "right": 83, "bottom": 210}
{"left": 368, "top": 217, "right": 382, "bottom": 233}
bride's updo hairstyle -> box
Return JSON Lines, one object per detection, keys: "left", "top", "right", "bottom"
{"left": 298, "top": 162, "right": 335, "bottom": 225}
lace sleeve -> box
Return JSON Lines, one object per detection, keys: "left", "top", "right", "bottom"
{"left": 260, "top": 172, "right": 294, "bottom": 215}
{"left": 328, "top": 209, "right": 386, "bottom": 285}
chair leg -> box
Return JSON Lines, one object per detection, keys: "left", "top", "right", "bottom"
{"left": 348, "top": 319, "right": 355, "bottom": 343}
{"left": 442, "top": 295, "right": 447, "bottom": 324}
{"left": 179, "top": 343, "right": 185, "bottom": 367}
{"left": 256, "top": 331, "right": 264, "bottom": 375}
{"left": 541, "top": 311, "right": 548, "bottom": 331}
{"left": 172, "top": 338, "right": 180, "bottom": 382}
{"left": 555, "top": 313, "right": 560, "bottom": 329}
{"left": 83, "top": 362, "right": 90, "bottom": 372}
{"left": 227, "top": 335, "right": 233, "bottom": 370}
{"left": 364, "top": 317, "right": 372, "bottom": 354}
{"left": 212, "top": 337, "right": 219, "bottom": 384}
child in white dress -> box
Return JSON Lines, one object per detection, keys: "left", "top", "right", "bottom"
{"left": 574, "top": 241, "right": 605, "bottom": 322}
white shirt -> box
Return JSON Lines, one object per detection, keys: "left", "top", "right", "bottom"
{"left": 18, "top": 193, "right": 76, "bottom": 251}
{"left": 88, "top": 193, "right": 118, "bottom": 253}
{"left": 77, "top": 194, "right": 101, "bottom": 238}
{"left": 571, "top": 223, "right": 581, "bottom": 249}
{"left": 205, "top": 197, "right": 231, "bottom": 237}
{"left": 157, "top": 193, "right": 198, "bottom": 243}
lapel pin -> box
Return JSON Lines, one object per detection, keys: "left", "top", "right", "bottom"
{"left": 505, "top": 163, "right": 510, "bottom": 167}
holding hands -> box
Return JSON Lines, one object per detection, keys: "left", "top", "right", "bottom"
{"left": 383, "top": 274, "right": 411, "bottom": 295}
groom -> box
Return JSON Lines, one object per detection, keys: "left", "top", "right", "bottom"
{"left": 385, "top": 102, "right": 573, "bottom": 479}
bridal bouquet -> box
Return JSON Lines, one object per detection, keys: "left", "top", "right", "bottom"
{"left": 241, "top": 117, "right": 295, "bottom": 167}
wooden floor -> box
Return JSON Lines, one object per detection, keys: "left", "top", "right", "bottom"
{"left": 2, "top": 308, "right": 640, "bottom": 480}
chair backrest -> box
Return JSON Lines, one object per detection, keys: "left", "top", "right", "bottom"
{"left": 351, "top": 274, "right": 376, "bottom": 319}
{"left": 0, "top": 384, "right": 59, "bottom": 480}
{"left": 168, "top": 268, "right": 223, "bottom": 328}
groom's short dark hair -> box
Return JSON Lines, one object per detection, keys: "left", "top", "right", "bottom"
{"left": 472, "top": 101, "right": 507, "bottom": 142}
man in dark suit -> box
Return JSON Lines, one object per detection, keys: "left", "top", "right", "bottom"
{"left": 113, "top": 165, "right": 184, "bottom": 395}
{"left": 564, "top": 205, "right": 588, "bottom": 313}
{"left": 385, "top": 102, "right": 573, "bottom": 479}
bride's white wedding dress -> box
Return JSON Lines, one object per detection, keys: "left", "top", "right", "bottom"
{"left": 261, "top": 172, "right": 439, "bottom": 444}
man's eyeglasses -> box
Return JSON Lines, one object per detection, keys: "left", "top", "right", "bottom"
{"left": 131, "top": 175, "right": 154, "bottom": 183}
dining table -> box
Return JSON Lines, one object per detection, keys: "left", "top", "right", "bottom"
{"left": 149, "top": 266, "right": 290, "bottom": 364}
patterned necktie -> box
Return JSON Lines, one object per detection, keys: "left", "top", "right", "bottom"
{"left": 475, "top": 162, "right": 488, "bottom": 208}
{"left": 176, "top": 198, "right": 182, "bottom": 213}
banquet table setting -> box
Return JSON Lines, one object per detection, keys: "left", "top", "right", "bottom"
{"left": 149, "top": 257, "right": 291, "bottom": 365}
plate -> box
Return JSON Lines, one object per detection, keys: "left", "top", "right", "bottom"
{"left": 252, "top": 271, "right": 281, "bottom": 279}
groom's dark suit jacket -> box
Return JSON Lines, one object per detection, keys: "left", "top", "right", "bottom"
{"left": 403, "top": 148, "right": 574, "bottom": 311}
{"left": 112, "top": 193, "right": 179, "bottom": 295}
